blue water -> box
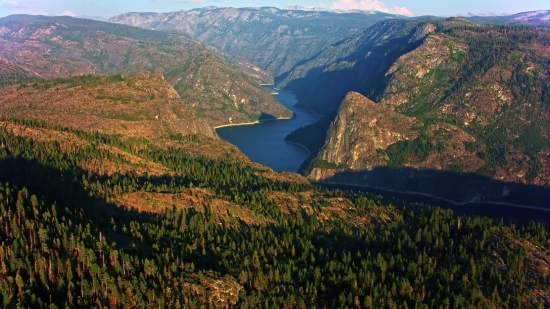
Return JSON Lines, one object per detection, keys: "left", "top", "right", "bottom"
{"left": 216, "top": 87, "right": 322, "bottom": 172}
{"left": 216, "top": 88, "right": 550, "bottom": 224}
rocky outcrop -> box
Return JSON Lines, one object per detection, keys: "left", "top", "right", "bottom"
{"left": 380, "top": 32, "right": 465, "bottom": 107}
{"left": 278, "top": 20, "right": 425, "bottom": 115}
{"left": 300, "top": 19, "right": 550, "bottom": 206}
{"left": 317, "top": 92, "right": 420, "bottom": 169}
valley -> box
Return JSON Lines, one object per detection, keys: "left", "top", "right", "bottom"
{"left": 0, "top": 6, "right": 549, "bottom": 309}
{"left": 217, "top": 86, "right": 322, "bottom": 172}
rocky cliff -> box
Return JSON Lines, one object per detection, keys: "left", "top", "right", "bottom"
{"left": 301, "top": 19, "right": 550, "bottom": 206}
{"left": 316, "top": 92, "right": 421, "bottom": 169}
{"left": 278, "top": 20, "right": 424, "bottom": 115}
{"left": 0, "top": 15, "right": 291, "bottom": 127}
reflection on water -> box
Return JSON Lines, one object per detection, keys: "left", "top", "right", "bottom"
{"left": 216, "top": 87, "right": 322, "bottom": 172}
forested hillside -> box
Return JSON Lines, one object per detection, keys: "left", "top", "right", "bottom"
{"left": 0, "top": 10, "right": 549, "bottom": 309}
{"left": 0, "top": 15, "right": 291, "bottom": 126}
{"left": 0, "top": 116, "right": 549, "bottom": 308}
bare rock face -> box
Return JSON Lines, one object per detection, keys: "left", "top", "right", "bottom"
{"left": 381, "top": 33, "right": 466, "bottom": 107}
{"left": 301, "top": 20, "right": 550, "bottom": 206}
{"left": 318, "top": 92, "right": 420, "bottom": 169}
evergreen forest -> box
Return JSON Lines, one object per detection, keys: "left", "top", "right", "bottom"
{"left": 0, "top": 118, "right": 549, "bottom": 308}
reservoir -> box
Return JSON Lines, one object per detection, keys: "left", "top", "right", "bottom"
{"left": 216, "top": 87, "right": 550, "bottom": 224}
{"left": 216, "top": 86, "right": 322, "bottom": 172}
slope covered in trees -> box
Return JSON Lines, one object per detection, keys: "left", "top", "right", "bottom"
{"left": 0, "top": 115, "right": 549, "bottom": 307}
{"left": 0, "top": 15, "right": 548, "bottom": 309}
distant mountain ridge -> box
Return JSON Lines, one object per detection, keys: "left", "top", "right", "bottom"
{"left": 465, "top": 10, "right": 550, "bottom": 29}
{"left": 109, "top": 7, "right": 402, "bottom": 78}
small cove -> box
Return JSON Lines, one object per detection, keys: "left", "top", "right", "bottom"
{"left": 216, "top": 86, "right": 322, "bottom": 172}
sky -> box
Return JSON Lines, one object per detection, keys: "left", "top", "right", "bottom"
{"left": 0, "top": 0, "right": 548, "bottom": 18}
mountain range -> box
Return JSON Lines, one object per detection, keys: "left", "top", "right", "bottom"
{"left": 1, "top": 8, "right": 550, "bottom": 308}
{"left": 109, "top": 6, "right": 401, "bottom": 79}
{"left": 0, "top": 15, "right": 291, "bottom": 127}
{"left": 283, "top": 18, "right": 550, "bottom": 205}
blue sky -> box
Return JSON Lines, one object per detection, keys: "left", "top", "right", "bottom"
{"left": 0, "top": 0, "right": 547, "bottom": 18}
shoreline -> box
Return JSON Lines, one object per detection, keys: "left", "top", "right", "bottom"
{"left": 214, "top": 116, "right": 294, "bottom": 129}
{"left": 313, "top": 180, "right": 550, "bottom": 213}
{"left": 284, "top": 139, "right": 311, "bottom": 155}
{"left": 214, "top": 121, "right": 260, "bottom": 129}
{"left": 293, "top": 106, "right": 327, "bottom": 118}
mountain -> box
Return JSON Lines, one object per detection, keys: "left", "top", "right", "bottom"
{"left": 0, "top": 9, "right": 549, "bottom": 309}
{"left": 287, "top": 19, "right": 550, "bottom": 205}
{"left": 0, "top": 59, "right": 32, "bottom": 76}
{"left": 109, "top": 7, "right": 403, "bottom": 78}
{"left": 465, "top": 10, "right": 550, "bottom": 29}
{"left": 0, "top": 78, "right": 549, "bottom": 308}
{"left": 0, "top": 73, "right": 216, "bottom": 141}
{"left": 78, "top": 14, "right": 109, "bottom": 22}
{"left": 0, "top": 15, "right": 291, "bottom": 126}
{"left": 279, "top": 19, "right": 422, "bottom": 115}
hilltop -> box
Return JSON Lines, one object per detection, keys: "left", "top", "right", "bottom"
{"left": 0, "top": 15, "right": 291, "bottom": 126}
{"left": 0, "top": 74, "right": 215, "bottom": 139}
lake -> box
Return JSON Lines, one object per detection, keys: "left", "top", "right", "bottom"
{"left": 216, "top": 86, "right": 322, "bottom": 172}
{"left": 216, "top": 87, "right": 550, "bottom": 224}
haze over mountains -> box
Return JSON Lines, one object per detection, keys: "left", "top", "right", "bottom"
{"left": 109, "top": 6, "right": 400, "bottom": 78}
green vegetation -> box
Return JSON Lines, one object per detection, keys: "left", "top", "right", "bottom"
{"left": 384, "top": 136, "right": 443, "bottom": 167}
{"left": 0, "top": 72, "right": 38, "bottom": 88}
{"left": 310, "top": 157, "right": 344, "bottom": 169}
{"left": 0, "top": 118, "right": 549, "bottom": 308}
{"left": 27, "top": 74, "right": 125, "bottom": 90}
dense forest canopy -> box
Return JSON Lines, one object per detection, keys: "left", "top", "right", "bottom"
{"left": 0, "top": 116, "right": 548, "bottom": 308}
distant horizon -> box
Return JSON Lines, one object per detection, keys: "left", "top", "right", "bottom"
{"left": 0, "top": 0, "right": 547, "bottom": 19}
{"left": 1, "top": 6, "right": 549, "bottom": 20}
